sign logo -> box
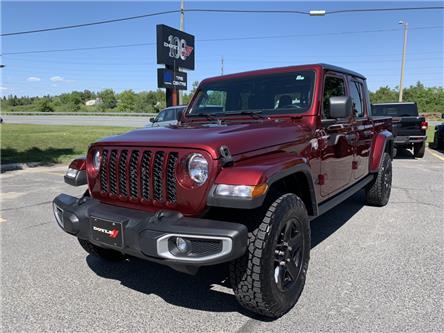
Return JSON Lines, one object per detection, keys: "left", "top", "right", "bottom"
{"left": 93, "top": 226, "right": 120, "bottom": 239}
{"left": 164, "top": 35, "right": 194, "bottom": 61}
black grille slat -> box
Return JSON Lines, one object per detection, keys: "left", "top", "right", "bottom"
{"left": 118, "top": 150, "right": 128, "bottom": 197}
{"left": 141, "top": 151, "right": 152, "bottom": 200}
{"left": 99, "top": 148, "right": 179, "bottom": 204}
{"left": 109, "top": 150, "right": 118, "bottom": 194}
{"left": 153, "top": 151, "right": 165, "bottom": 201}
{"left": 166, "top": 153, "right": 178, "bottom": 202}
{"left": 99, "top": 149, "right": 108, "bottom": 192}
{"left": 129, "top": 151, "right": 140, "bottom": 198}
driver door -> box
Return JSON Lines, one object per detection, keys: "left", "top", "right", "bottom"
{"left": 320, "top": 74, "right": 354, "bottom": 197}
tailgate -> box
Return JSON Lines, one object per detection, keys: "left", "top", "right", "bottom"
{"left": 392, "top": 116, "right": 426, "bottom": 136}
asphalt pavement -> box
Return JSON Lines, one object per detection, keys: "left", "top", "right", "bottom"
{"left": 2, "top": 115, "right": 148, "bottom": 127}
{"left": 1, "top": 149, "right": 443, "bottom": 332}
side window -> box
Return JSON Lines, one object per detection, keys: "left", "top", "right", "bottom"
{"left": 350, "top": 81, "right": 364, "bottom": 117}
{"left": 156, "top": 110, "right": 166, "bottom": 122}
{"left": 323, "top": 76, "right": 346, "bottom": 119}
{"left": 164, "top": 109, "right": 176, "bottom": 121}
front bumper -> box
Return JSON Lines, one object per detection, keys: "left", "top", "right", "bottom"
{"left": 394, "top": 135, "right": 426, "bottom": 145}
{"left": 53, "top": 194, "right": 248, "bottom": 271}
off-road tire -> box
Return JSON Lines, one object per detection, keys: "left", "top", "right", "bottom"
{"left": 78, "top": 239, "right": 125, "bottom": 261}
{"left": 413, "top": 142, "right": 425, "bottom": 158}
{"left": 365, "top": 152, "right": 392, "bottom": 206}
{"left": 229, "top": 193, "right": 310, "bottom": 318}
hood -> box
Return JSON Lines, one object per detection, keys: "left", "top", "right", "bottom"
{"left": 95, "top": 119, "right": 310, "bottom": 159}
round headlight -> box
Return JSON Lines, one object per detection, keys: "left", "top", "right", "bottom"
{"left": 92, "top": 150, "right": 101, "bottom": 170}
{"left": 187, "top": 153, "right": 208, "bottom": 185}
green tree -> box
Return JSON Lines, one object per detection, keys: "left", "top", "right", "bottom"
{"left": 98, "top": 89, "right": 117, "bottom": 110}
{"left": 369, "top": 86, "right": 398, "bottom": 104}
{"left": 117, "top": 90, "right": 137, "bottom": 112}
{"left": 182, "top": 81, "right": 199, "bottom": 104}
{"left": 36, "top": 97, "right": 54, "bottom": 112}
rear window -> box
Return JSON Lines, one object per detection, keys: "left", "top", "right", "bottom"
{"left": 372, "top": 104, "right": 418, "bottom": 117}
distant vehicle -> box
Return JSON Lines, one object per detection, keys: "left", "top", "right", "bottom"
{"left": 372, "top": 102, "right": 427, "bottom": 158}
{"left": 146, "top": 106, "right": 186, "bottom": 128}
{"left": 431, "top": 113, "right": 444, "bottom": 149}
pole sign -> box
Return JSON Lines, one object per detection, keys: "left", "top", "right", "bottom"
{"left": 157, "top": 68, "right": 187, "bottom": 90}
{"left": 156, "top": 24, "right": 195, "bottom": 70}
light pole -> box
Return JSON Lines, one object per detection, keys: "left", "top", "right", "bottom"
{"left": 178, "top": 0, "right": 184, "bottom": 105}
{"left": 398, "top": 20, "right": 408, "bottom": 102}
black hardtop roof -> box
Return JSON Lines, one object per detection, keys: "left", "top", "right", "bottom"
{"left": 319, "top": 63, "right": 366, "bottom": 79}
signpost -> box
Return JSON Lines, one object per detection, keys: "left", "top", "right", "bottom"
{"left": 156, "top": 24, "right": 195, "bottom": 106}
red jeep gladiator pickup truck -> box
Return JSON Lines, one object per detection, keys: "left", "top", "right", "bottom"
{"left": 54, "top": 64, "right": 393, "bottom": 318}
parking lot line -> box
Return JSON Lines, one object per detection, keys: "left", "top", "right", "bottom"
{"left": 428, "top": 150, "right": 444, "bottom": 161}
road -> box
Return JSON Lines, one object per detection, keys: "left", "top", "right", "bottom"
{"left": 2, "top": 115, "right": 147, "bottom": 127}
{"left": 1, "top": 149, "right": 443, "bottom": 332}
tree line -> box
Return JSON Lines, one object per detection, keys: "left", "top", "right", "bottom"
{"left": 1, "top": 81, "right": 199, "bottom": 114}
{"left": 1, "top": 81, "right": 442, "bottom": 114}
{"left": 370, "top": 82, "right": 443, "bottom": 114}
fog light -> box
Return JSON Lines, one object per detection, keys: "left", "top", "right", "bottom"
{"left": 176, "top": 237, "right": 190, "bottom": 253}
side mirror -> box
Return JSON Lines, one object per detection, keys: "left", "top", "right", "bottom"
{"left": 176, "top": 110, "right": 183, "bottom": 121}
{"left": 149, "top": 117, "right": 155, "bottom": 123}
{"left": 329, "top": 96, "right": 353, "bottom": 119}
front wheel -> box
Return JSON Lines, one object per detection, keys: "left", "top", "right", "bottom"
{"left": 229, "top": 193, "right": 310, "bottom": 318}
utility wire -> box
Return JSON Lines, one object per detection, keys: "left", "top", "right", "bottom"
{"left": 1, "top": 25, "right": 441, "bottom": 56}
{"left": 1, "top": 6, "right": 443, "bottom": 37}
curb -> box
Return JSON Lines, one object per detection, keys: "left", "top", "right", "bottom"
{"left": 0, "top": 162, "right": 49, "bottom": 173}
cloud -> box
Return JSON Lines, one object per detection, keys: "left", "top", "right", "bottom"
{"left": 0, "top": 86, "right": 8, "bottom": 90}
{"left": 50, "top": 76, "right": 74, "bottom": 83}
{"left": 27, "top": 76, "right": 41, "bottom": 82}
{"left": 50, "top": 76, "right": 64, "bottom": 82}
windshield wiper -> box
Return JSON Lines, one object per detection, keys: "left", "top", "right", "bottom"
{"left": 225, "top": 110, "right": 266, "bottom": 119}
{"left": 187, "top": 112, "right": 219, "bottom": 121}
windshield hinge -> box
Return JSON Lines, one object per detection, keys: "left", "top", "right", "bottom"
{"left": 219, "top": 145, "right": 234, "bottom": 167}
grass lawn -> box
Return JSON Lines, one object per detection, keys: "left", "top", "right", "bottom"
{"left": 1, "top": 124, "right": 135, "bottom": 164}
{"left": 427, "top": 127, "right": 436, "bottom": 144}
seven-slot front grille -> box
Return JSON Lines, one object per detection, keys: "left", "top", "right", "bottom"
{"left": 99, "top": 148, "right": 179, "bottom": 203}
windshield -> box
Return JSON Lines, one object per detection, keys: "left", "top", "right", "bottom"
{"left": 155, "top": 107, "right": 183, "bottom": 122}
{"left": 188, "top": 70, "right": 315, "bottom": 117}
{"left": 372, "top": 104, "right": 418, "bottom": 117}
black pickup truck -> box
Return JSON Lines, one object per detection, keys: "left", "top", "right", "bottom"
{"left": 372, "top": 102, "right": 427, "bottom": 157}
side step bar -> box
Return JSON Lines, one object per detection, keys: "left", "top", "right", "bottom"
{"left": 313, "top": 174, "right": 374, "bottom": 220}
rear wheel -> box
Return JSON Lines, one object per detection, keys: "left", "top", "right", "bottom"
{"left": 229, "top": 193, "right": 310, "bottom": 318}
{"left": 365, "top": 152, "right": 392, "bottom": 206}
{"left": 78, "top": 239, "right": 125, "bottom": 261}
{"left": 413, "top": 142, "right": 425, "bottom": 158}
